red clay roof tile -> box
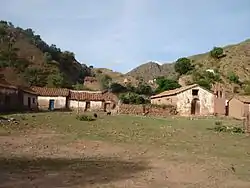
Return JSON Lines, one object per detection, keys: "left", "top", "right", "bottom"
{"left": 31, "top": 86, "right": 70, "bottom": 97}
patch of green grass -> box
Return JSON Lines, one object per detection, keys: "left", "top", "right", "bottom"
{"left": 4, "top": 112, "right": 250, "bottom": 181}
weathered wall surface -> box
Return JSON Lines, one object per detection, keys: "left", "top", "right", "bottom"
{"left": 69, "top": 100, "right": 104, "bottom": 111}
{"left": 90, "top": 101, "right": 103, "bottom": 110}
{"left": 23, "top": 93, "right": 37, "bottom": 109}
{"left": 176, "top": 86, "right": 214, "bottom": 116}
{"left": 0, "top": 87, "right": 21, "bottom": 112}
{"left": 118, "top": 104, "right": 176, "bottom": 117}
{"left": 151, "top": 95, "right": 177, "bottom": 106}
{"left": 69, "top": 100, "right": 86, "bottom": 111}
{"left": 37, "top": 96, "right": 67, "bottom": 109}
{"left": 228, "top": 98, "right": 245, "bottom": 119}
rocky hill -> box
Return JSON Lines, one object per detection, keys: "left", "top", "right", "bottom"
{"left": 126, "top": 39, "right": 250, "bottom": 93}
{"left": 126, "top": 61, "right": 177, "bottom": 81}
{"left": 0, "top": 20, "right": 91, "bottom": 88}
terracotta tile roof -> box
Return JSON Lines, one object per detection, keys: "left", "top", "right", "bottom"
{"left": 19, "top": 87, "right": 38, "bottom": 95}
{"left": 233, "top": 95, "right": 250, "bottom": 103}
{"left": 31, "top": 86, "right": 70, "bottom": 97}
{"left": 0, "top": 80, "right": 17, "bottom": 89}
{"left": 69, "top": 91, "right": 118, "bottom": 102}
{"left": 70, "top": 91, "right": 104, "bottom": 101}
{"left": 151, "top": 84, "right": 199, "bottom": 99}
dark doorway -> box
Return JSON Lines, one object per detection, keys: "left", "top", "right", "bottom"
{"left": 191, "top": 98, "right": 200, "bottom": 115}
{"left": 49, "top": 99, "right": 55, "bottom": 111}
{"left": 28, "top": 97, "right": 31, "bottom": 108}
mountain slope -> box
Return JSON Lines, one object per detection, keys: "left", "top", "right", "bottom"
{"left": 0, "top": 20, "right": 91, "bottom": 88}
{"left": 126, "top": 61, "right": 177, "bottom": 81}
{"left": 126, "top": 39, "right": 250, "bottom": 92}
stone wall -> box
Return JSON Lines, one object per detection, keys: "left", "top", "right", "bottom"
{"left": 118, "top": 104, "right": 177, "bottom": 117}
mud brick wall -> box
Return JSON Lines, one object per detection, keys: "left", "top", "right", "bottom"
{"left": 119, "top": 104, "right": 176, "bottom": 117}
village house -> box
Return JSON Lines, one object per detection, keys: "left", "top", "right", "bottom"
{"left": 0, "top": 82, "right": 20, "bottom": 112}
{"left": 20, "top": 87, "right": 38, "bottom": 110}
{"left": 31, "top": 86, "right": 70, "bottom": 110}
{"left": 69, "top": 90, "right": 117, "bottom": 112}
{"left": 150, "top": 84, "right": 214, "bottom": 116}
{"left": 228, "top": 95, "right": 250, "bottom": 119}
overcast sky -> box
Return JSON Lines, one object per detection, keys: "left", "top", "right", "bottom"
{"left": 1, "top": 0, "right": 249, "bottom": 73}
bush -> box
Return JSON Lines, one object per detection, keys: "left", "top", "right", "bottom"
{"left": 119, "top": 92, "right": 149, "bottom": 105}
{"left": 208, "top": 125, "right": 245, "bottom": 134}
{"left": 174, "top": 57, "right": 194, "bottom": 75}
{"left": 155, "top": 77, "right": 181, "bottom": 93}
{"left": 227, "top": 72, "right": 240, "bottom": 84}
{"left": 215, "top": 121, "right": 222, "bottom": 126}
{"left": 76, "top": 115, "right": 95, "bottom": 121}
{"left": 210, "top": 47, "right": 224, "bottom": 59}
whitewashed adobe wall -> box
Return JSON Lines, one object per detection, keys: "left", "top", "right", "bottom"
{"left": 69, "top": 100, "right": 86, "bottom": 111}
{"left": 90, "top": 101, "right": 102, "bottom": 110}
{"left": 176, "top": 86, "right": 214, "bottom": 116}
{"left": 37, "top": 96, "right": 67, "bottom": 109}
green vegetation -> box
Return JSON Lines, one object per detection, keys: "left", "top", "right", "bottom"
{"left": 155, "top": 77, "right": 181, "bottom": 93}
{"left": 227, "top": 72, "right": 240, "bottom": 84}
{"left": 192, "top": 70, "right": 221, "bottom": 90}
{"left": 174, "top": 57, "right": 194, "bottom": 75}
{"left": 210, "top": 47, "right": 224, "bottom": 59}
{"left": 76, "top": 114, "right": 95, "bottom": 121}
{"left": 0, "top": 20, "right": 91, "bottom": 87}
{"left": 119, "top": 92, "right": 149, "bottom": 104}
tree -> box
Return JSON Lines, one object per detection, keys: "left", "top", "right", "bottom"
{"left": 47, "top": 73, "right": 65, "bottom": 88}
{"left": 100, "top": 74, "right": 112, "bottom": 89}
{"left": 155, "top": 77, "right": 181, "bottom": 93}
{"left": 227, "top": 72, "right": 240, "bottom": 84}
{"left": 44, "top": 52, "right": 53, "bottom": 63}
{"left": 136, "top": 83, "right": 152, "bottom": 95}
{"left": 109, "top": 83, "right": 127, "bottom": 93}
{"left": 210, "top": 47, "right": 224, "bottom": 59}
{"left": 119, "top": 92, "right": 149, "bottom": 104}
{"left": 174, "top": 57, "right": 193, "bottom": 75}
{"left": 196, "top": 79, "right": 211, "bottom": 90}
{"left": 24, "top": 67, "right": 47, "bottom": 86}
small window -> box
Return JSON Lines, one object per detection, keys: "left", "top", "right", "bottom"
{"left": 192, "top": 89, "right": 199, "bottom": 96}
{"left": 32, "top": 98, "right": 35, "bottom": 104}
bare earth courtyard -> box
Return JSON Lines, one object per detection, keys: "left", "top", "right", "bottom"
{"left": 0, "top": 112, "right": 250, "bottom": 188}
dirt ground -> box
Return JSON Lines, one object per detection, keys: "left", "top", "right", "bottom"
{"left": 0, "top": 128, "right": 249, "bottom": 188}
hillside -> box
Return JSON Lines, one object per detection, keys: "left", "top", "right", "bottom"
{"left": 126, "top": 39, "right": 250, "bottom": 93}
{"left": 0, "top": 21, "right": 91, "bottom": 88}
{"left": 126, "top": 61, "right": 177, "bottom": 81}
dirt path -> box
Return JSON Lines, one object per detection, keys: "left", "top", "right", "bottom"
{"left": 0, "top": 130, "right": 249, "bottom": 188}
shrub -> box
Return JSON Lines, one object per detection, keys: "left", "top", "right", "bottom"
{"left": 174, "top": 57, "right": 194, "bottom": 75}
{"left": 215, "top": 121, "right": 222, "bottom": 126}
{"left": 210, "top": 47, "right": 224, "bottom": 59}
{"left": 119, "top": 92, "right": 149, "bottom": 105}
{"left": 208, "top": 125, "right": 245, "bottom": 134}
{"left": 227, "top": 72, "right": 240, "bottom": 84}
{"left": 76, "top": 115, "right": 95, "bottom": 121}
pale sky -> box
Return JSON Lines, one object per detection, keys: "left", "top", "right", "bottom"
{"left": 1, "top": 0, "right": 250, "bottom": 73}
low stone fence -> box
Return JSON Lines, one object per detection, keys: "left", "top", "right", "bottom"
{"left": 118, "top": 104, "right": 177, "bottom": 117}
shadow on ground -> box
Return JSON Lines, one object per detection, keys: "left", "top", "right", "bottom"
{"left": 0, "top": 156, "right": 150, "bottom": 188}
